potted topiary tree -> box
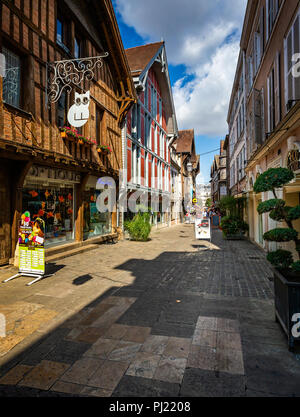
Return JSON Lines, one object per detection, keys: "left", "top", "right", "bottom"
{"left": 253, "top": 167, "right": 300, "bottom": 351}
{"left": 220, "top": 216, "right": 249, "bottom": 240}
{"left": 219, "top": 196, "right": 249, "bottom": 240}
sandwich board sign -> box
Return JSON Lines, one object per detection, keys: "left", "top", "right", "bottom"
{"left": 195, "top": 218, "right": 211, "bottom": 241}
{"left": 3, "top": 212, "right": 50, "bottom": 286}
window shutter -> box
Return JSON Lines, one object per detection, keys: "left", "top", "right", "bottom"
{"left": 254, "top": 89, "right": 263, "bottom": 145}
{"left": 266, "top": 0, "right": 269, "bottom": 40}
{"left": 260, "top": 7, "right": 265, "bottom": 54}
{"left": 275, "top": 52, "right": 281, "bottom": 125}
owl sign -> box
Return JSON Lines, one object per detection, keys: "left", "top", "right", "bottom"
{"left": 67, "top": 91, "right": 90, "bottom": 128}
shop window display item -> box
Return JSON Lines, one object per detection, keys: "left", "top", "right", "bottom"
{"left": 22, "top": 186, "right": 74, "bottom": 246}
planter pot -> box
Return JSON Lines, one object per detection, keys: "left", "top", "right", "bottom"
{"left": 273, "top": 268, "right": 300, "bottom": 351}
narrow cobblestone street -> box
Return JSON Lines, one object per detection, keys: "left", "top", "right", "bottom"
{"left": 0, "top": 225, "right": 300, "bottom": 397}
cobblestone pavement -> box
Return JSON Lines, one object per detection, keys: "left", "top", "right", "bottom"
{"left": 0, "top": 225, "right": 300, "bottom": 397}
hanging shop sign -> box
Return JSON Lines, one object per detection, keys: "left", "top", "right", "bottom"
{"left": 195, "top": 218, "right": 211, "bottom": 241}
{"left": 18, "top": 212, "right": 45, "bottom": 275}
{"left": 67, "top": 91, "right": 90, "bottom": 128}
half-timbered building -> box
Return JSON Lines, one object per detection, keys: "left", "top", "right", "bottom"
{"left": 0, "top": 0, "right": 136, "bottom": 265}
{"left": 121, "top": 41, "right": 179, "bottom": 228}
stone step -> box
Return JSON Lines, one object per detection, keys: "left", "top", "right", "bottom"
{"left": 46, "top": 237, "right": 119, "bottom": 263}
{"left": 46, "top": 243, "right": 100, "bottom": 263}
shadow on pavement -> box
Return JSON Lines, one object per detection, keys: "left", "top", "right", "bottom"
{"left": 0, "top": 231, "right": 300, "bottom": 397}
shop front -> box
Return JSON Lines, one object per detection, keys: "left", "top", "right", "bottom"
{"left": 22, "top": 165, "right": 80, "bottom": 248}
{"left": 22, "top": 166, "right": 113, "bottom": 250}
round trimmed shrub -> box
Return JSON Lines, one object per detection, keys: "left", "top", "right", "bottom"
{"left": 263, "top": 228, "right": 298, "bottom": 242}
{"left": 286, "top": 205, "right": 300, "bottom": 221}
{"left": 292, "top": 261, "right": 300, "bottom": 273}
{"left": 254, "top": 168, "right": 294, "bottom": 193}
{"left": 267, "top": 250, "right": 293, "bottom": 269}
{"left": 269, "top": 206, "right": 292, "bottom": 222}
{"left": 257, "top": 199, "right": 286, "bottom": 215}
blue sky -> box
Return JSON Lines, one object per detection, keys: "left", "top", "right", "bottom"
{"left": 112, "top": 0, "right": 247, "bottom": 183}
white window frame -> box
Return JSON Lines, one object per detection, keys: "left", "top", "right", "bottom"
{"left": 284, "top": 9, "right": 300, "bottom": 111}
{"left": 266, "top": 0, "right": 279, "bottom": 41}
{"left": 145, "top": 152, "right": 148, "bottom": 187}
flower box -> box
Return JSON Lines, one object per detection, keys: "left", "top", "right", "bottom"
{"left": 59, "top": 127, "right": 96, "bottom": 146}
{"left": 97, "top": 145, "right": 112, "bottom": 155}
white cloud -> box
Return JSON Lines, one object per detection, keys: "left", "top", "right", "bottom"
{"left": 173, "top": 42, "right": 240, "bottom": 135}
{"left": 115, "top": 0, "right": 247, "bottom": 137}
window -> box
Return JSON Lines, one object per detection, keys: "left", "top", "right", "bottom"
{"left": 154, "top": 125, "right": 158, "bottom": 154}
{"left": 144, "top": 82, "right": 148, "bottom": 110}
{"left": 74, "top": 37, "right": 82, "bottom": 59}
{"left": 56, "top": 14, "right": 70, "bottom": 51}
{"left": 137, "top": 104, "right": 141, "bottom": 140}
{"left": 254, "top": 8, "right": 265, "bottom": 74}
{"left": 266, "top": 0, "right": 279, "bottom": 40}
{"left": 151, "top": 158, "right": 155, "bottom": 189}
{"left": 268, "top": 67, "right": 276, "bottom": 132}
{"left": 253, "top": 88, "right": 264, "bottom": 144}
{"left": 152, "top": 87, "right": 157, "bottom": 119}
{"left": 254, "top": 32, "right": 261, "bottom": 74}
{"left": 96, "top": 107, "right": 104, "bottom": 145}
{"left": 159, "top": 98, "right": 162, "bottom": 124}
{"left": 2, "top": 47, "right": 21, "bottom": 108}
{"left": 151, "top": 86, "right": 154, "bottom": 116}
{"left": 248, "top": 55, "right": 254, "bottom": 93}
{"left": 131, "top": 144, "right": 135, "bottom": 183}
{"left": 284, "top": 12, "right": 300, "bottom": 111}
{"left": 275, "top": 52, "right": 282, "bottom": 123}
{"left": 158, "top": 161, "right": 161, "bottom": 190}
{"left": 131, "top": 104, "right": 137, "bottom": 138}
{"left": 136, "top": 146, "right": 140, "bottom": 184}
{"left": 57, "top": 89, "right": 67, "bottom": 127}
{"left": 145, "top": 152, "right": 148, "bottom": 187}
{"left": 57, "top": 18, "right": 63, "bottom": 44}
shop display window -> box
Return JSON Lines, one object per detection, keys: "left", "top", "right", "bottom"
{"left": 83, "top": 187, "right": 111, "bottom": 240}
{"left": 22, "top": 185, "right": 74, "bottom": 246}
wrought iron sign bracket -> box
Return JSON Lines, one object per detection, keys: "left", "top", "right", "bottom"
{"left": 46, "top": 53, "right": 109, "bottom": 107}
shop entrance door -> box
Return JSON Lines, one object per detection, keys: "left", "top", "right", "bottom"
{"left": 0, "top": 165, "right": 11, "bottom": 265}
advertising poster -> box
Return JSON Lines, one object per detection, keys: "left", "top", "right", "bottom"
{"left": 195, "top": 218, "right": 211, "bottom": 240}
{"left": 18, "top": 212, "right": 45, "bottom": 275}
